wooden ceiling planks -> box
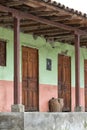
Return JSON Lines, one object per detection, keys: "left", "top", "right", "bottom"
{"left": 0, "top": 0, "right": 87, "bottom": 46}
{"left": 6, "top": 1, "right": 23, "bottom": 7}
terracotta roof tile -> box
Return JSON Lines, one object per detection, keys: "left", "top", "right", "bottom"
{"left": 42, "top": 0, "right": 87, "bottom": 18}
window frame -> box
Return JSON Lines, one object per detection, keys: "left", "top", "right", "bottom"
{"left": 0, "top": 40, "right": 6, "bottom": 66}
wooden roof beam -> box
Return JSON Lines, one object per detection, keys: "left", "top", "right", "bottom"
{"left": 29, "top": 6, "right": 50, "bottom": 12}
{"left": 23, "top": 0, "right": 85, "bottom": 19}
{"left": 53, "top": 36, "right": 74, "bottom": 42}
{"left": 49, "top": 15, "right": 72, "bottom": 22}
{"left": 21, "top": 23, "right": 41, "bottom": 28}
{"left": 23, "top": 0, "right": 42, "bottom": 8}
{"left": 34, "top": 30, "right": 70, "bottom": 36}
{"left": 23, "top": 0, "right": 69, "bottom": 13}
{"left": 6, "top": 1, "right": 23, "bottom": 7}
{"left": 24, "top": 26, "right": 59, "bottom": 33}
{"left": 20, "top": 20, "right": 36, "bottom": 25}
{"left": 45, "top": 34, "right": 74, "bottom": 39}
{"left": 0, "top": 15, "right": 12, "bottom": 20}
{"left": 0, "top": 4, "right": 86, "bottom": 35}
{"left": 22, "top": 25, "right": 54, "bottom": 33}
{"left": 34, "top": 11, "right": 59, "bottom": 17}
{"left": 0, "top": 22, "right": 13, "bottom": 26}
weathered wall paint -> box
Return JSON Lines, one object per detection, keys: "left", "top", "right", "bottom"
{"left": 0, "top": 80, "right": 22, "bottom": 112}
{"left": 0, "top": 27, "right": 87, "bottom": 87}
{"left": 39, "top": 84, "right": 85, "bottom": 112}
{"left": 0, "top": 28, "right": 13, "bottom": 81}
{"left": 39, "top": 84, "right": 58, "bottom": 112}
{"left": 0, "top": 80, "right": 85, "bottom": 112}
{"left": 71, "top": 87, "right": 85, "bottom": 111}
{"left": 0, "top": 27, "right": 87, "bottom": 111}
{"left": 0, "top": 80, "right": 13, "bottom": 111}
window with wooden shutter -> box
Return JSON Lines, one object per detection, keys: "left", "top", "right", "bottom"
{"left": 0, "top": 41, "right": 6, "bottom": 66}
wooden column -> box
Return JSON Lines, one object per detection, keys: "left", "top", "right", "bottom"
{"left": 14, "top": 17, "right": 20, "bottom": 104}
{"left": 75, "top": 33, "right": 80, "bottom": 107}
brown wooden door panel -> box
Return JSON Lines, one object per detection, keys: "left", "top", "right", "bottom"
{"left": 22, "top": 47, "right": 38, "bottom": 111}
{"left": 22, "top": 89, "right": 28, "bottom": 106}
{"left": 84, "top": 60, "right": 87, "bottom": 111}
{"left": 58, "top": 54, "right": 71, "bottom": 112}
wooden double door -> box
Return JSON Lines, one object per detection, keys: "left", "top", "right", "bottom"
{"left": 22, "top": 47, "right": 39, "bottom": 111}
{"left": 58, "top": 54, "right": 71, "bottom": 112}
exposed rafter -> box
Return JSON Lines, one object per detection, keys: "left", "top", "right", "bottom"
{"left": 0, "top": 4, "right": 86, "bottom": 35}
{"left": 6, "top": 1, "right": 23, "bottom": 7}
{"left": 0, "top": 0, "right": 87, "bottom": 46}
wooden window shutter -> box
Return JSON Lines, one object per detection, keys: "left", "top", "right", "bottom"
{"left": 0, "top": 41, "right": 6, "bottom": 66}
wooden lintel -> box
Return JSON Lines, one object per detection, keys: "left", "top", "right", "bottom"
{"left": 0, "top": 4, "right": 86, "bottom": 35}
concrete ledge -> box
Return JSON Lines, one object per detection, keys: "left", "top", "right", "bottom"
{"left": 24, "top": 112, "right": 87, "bottom": 130}
{"left": 0, "top": 112, "right": 24, "bottom": 130}
{"left": 0, "top": 112, "right": 87, "bottom": 130}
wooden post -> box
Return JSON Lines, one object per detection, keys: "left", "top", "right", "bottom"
{"left": 14, "top": 17, "right": 20, "bottom": 104}
{"left": 75, "top": 33, "right": 80, "bottom": 107}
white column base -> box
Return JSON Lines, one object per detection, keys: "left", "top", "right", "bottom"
{"left": 74, "top": 106, "right": 84, "bottom": 112}
{"left": 11, "top": 104, "right": 25, "bottom": 112}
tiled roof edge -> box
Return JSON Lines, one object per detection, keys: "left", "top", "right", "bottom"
{"left": 42, "top": 0, "right": 87, "bottom": 18}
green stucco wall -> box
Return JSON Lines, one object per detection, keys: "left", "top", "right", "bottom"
{"left": 0, "top": 27, "right": 87, "bottom": 88}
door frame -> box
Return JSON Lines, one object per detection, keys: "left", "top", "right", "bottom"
{"left": 22, "top": 46, "right": 39, "bottom": 111}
